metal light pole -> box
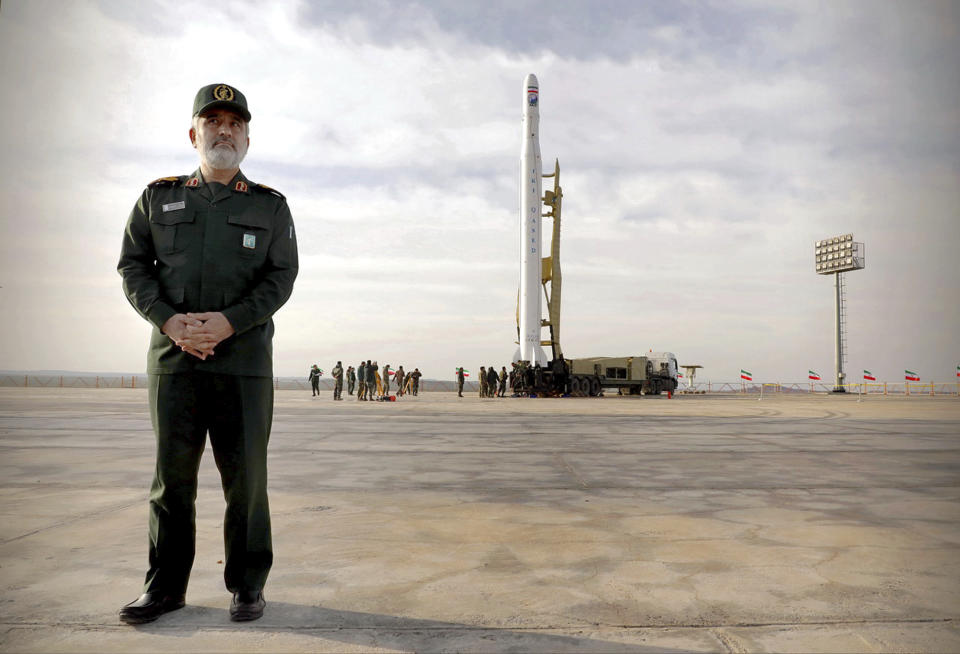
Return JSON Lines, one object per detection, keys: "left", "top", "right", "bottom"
{"left": 815, "top": 234, "right": 865, "bottom": 393}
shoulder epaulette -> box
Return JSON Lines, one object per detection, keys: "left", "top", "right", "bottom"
{"left": 253, "top": 182, "right": 286, "bottom": 200}
{"left": 147, "top": 176, "right": 184, "bottom": 188}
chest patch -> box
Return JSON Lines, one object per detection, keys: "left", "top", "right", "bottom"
{"left": 243, "top": 233, "right": 256, "bottom": 249}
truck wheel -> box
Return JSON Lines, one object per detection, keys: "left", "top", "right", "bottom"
{"left": 570, "top": 377, "right": 581, "bottom": 395}
{"left": 590, "top": 377, "right": 601, "bottom": 397}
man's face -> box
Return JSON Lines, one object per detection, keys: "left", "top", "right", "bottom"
{"left": 190, "top": 109, "right": 249, "bottom": 170}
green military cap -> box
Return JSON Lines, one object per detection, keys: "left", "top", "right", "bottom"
{"left": 193, "top": 83, "right": 251, "bottom": 122}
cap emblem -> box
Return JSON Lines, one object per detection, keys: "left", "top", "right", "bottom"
{"left": 214, "top": 85, "right": 235, "bottom": 102}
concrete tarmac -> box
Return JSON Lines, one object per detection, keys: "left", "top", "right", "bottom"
{"left": 0, "top": 388, "right": 958, "bottom": 653}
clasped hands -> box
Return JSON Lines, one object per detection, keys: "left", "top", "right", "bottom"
{"left": 161, "top": 312, "right": 235, "bottom": 360}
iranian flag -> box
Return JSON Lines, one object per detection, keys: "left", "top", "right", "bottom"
{"left": 863, "top": 370, "right": 876, "bottom": 381}
{"left": 808, "top": 370, "right": 821, "bottom": 381}
{"left": 905, "top": 370, "right": 920, "bottom": 382}
{"left": 740, "top": 369, "right": 753, "bottom": 381}
{"left": 456, "top": 369, "right": 470, "bottom": 377}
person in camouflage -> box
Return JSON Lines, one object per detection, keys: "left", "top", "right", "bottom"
{"left": 331, "top": 361, "right": 343, "bottom": 400}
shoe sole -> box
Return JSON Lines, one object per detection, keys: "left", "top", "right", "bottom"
{"left": 229, "top": 608, "right": 264, "bottom": 622}
{"left": 119, "top": 601, "right": 185, "bottom": 625}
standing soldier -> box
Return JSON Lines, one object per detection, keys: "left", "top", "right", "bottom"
{"left": 346, "top": 366, "right": 356, "bottom": 396}
{"left": 498, "top": 366, "right": 507, "bottom": 397}
{"left": 411, "top": 368, "right": 421, "bottom": 395}
{"left": 357, "top": 360, "right": 366, "bottom": 401}
{"left": 456, "top": 367, "right": 465, "bottom": 397}
{"left": 366, "top": 360, "right": 377, "bottom": 400}
{"left": 382, "top": 364, "right": 391, "bottom": 398}
{"left": 479, "top": 366, "right": 488, "bottom": 398}
{"left": 308, "top": 364, "right": 321, "bottom": 397}
{"left": 117, "top": 83, "right": 297, "bottom": 624}
{"left": 332, "top": 361, "right": 343, "bottom": 400}
{"left": 487, "top": 366, "right": 499, "bottom": 399}
{"left": 395, "top": 366, "right": 405, "bottom": 397}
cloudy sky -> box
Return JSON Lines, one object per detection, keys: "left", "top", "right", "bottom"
{"left": 0, "top": 0, "right": 957, "bottom": 383}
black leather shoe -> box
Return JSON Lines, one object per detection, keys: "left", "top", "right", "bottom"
{"left": 119, "top": 592, "right": 185, "bottom": 624}
{"left": 229, "top": 589, "right": 265, "bottom": 622}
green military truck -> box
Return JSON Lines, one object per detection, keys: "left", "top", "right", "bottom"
{"left": 567, "top": 352, "right": 679, "bottom": 396}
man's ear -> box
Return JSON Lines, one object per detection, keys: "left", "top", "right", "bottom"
{"left": 189, "top": 127, "right": 198, "bottom": 148}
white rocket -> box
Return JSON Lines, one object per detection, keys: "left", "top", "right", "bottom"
{"left": 514, "top": 73, "right": 548, "bottom": 366}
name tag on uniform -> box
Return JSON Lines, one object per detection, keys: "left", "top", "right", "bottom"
{"left": 243, "top": 233, "right": 256, "bottom": 249}
{"left": 162, "top": 201, "right": 186, "bottom": 212}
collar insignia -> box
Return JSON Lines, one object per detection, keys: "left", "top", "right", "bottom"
{"left": 185, "top": 177, "right": 200, "bottom": 187}
{"left": 235, "top": 180, "right": 249, "bottom": 193}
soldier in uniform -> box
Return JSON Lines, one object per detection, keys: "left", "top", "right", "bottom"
{"left": 498, "top": 366, "right": 508, "bottom": 397}
{"left": 411, "top": 368, "right": 422, "bottom": 395}
{"left": 382, "top": 364, "right": 391, "bottom": 398}
{"left": 346, "top": 366, "right": 356, "bottom": 396}
{"left": 117, "top": 84, "right": 297, "bottom": 624}
{"left": 366, "top": 360, "right": 377, "bottom": 399}
{"left": 456, "top": 367, "right": 465, "bottom": 397}
{"left": 479, "top": 366, "right": 488, "bottom": 398}
{"left": 357, "top": 360, "right": 366, "bottom": 400}
{"left": 394, "top": 366, "right": 405, "bottom": 397}
{"left": 332, "top": 361, "right": 343, "bottom": 400}
{"left": 487, "top": 366, "right": 499, "bottom": 399}
{"left": 308, "top": 364, "right": 321, "bottom": 396}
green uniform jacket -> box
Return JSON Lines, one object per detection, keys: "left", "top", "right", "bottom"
{"left": 118, "top": 169, "right": 298, "bottom": 376}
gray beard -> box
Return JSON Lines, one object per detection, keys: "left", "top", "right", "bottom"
{"left": 204, "top": 141, "right": 246, "bottom": 169}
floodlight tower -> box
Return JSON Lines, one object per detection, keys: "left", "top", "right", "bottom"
{"left": 814, "top": 234, "right": 865, "bottom": 392}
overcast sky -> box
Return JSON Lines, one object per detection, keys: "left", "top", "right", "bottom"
{"left": 0, "top": 0, "right": 957, "bottom": 382}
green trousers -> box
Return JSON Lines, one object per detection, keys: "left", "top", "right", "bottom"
{"left": 145, "top": 373, "right": 273, "bottom": 595}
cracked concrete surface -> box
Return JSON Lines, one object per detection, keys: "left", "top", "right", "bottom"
{"left": 0, "top": 388, "right": 958, "bottom": 652}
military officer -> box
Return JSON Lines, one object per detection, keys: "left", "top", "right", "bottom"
{"left": 308, "top": 364, "right": 321, "bottom": 396}
{"left": 346, "top": 366, "right": 356, "bottom": 396}
{"left": 332, "top": 361, "right": 344, "bottom": 400}
{"left": 456, "top": 367, "right": 465, "bottom": 397}
{"left": 117, "top": 83, "right": 297, "bottom": 624}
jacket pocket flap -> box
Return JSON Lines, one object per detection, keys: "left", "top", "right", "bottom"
{"left": 228, "top": 213, "right": 271, "bottom": 230}
{"left": 152, "top": 209, "right": 194, "bottom": 226}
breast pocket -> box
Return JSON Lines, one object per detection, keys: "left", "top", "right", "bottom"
{"left": 227, "top": 213, "right": 272, "bottom": 260}
{"left": 151, "top": 208, "right": 195, "bottom": 254}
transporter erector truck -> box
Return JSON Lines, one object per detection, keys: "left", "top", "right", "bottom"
{"left": 567, "top": 353, "right": 679, "bottom": 396}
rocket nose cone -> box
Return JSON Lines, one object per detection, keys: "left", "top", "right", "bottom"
{"left": 524, "top": 74, "right": 539, "bottom": 111}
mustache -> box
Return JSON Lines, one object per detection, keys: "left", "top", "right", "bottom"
{"left": 213, "top": 138, "right": 235, "bottom": 148}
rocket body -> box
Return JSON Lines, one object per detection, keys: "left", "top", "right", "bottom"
{"left": 516, "top": 73, "right": 548, "bottom": 365}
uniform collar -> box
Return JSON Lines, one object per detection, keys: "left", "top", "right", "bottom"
{"left": 185, "top": 169, "right": 251, "bottom": 200}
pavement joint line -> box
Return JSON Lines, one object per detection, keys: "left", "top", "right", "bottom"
{"left": 552, "top": 453, "right": 590, "bottom": 489}
{"left": 0, "top": 497, "right": 146, "bottom": 545}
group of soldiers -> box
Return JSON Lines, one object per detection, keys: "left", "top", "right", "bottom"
{"left": 309, "top": 361, "right": 422, "bottom": 401}
{"left": 456, "top": 365, "right": 508, "bottom": 398}
{"left": 454, "top": 358, "right": 570, "bottom": 398}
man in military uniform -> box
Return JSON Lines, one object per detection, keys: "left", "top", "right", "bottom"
{"left": 410, "top": 368, "right": 422, "bottom": 395}
{"left": 308, "top": 364, "right": 321, "bottom": 396}
{"left": 117, "top": 84, "right": 298, "bottom": 624}
{"left": 394, "top": 365, "right": 405, "bottom": 397}
{"left": 357, "top": 360, "right": 366, "bottom": 400}
{"left": 382, "top": 363, "right": 391, "bottom": 398}
{"left": 456, "top": 367, "right": 465, "bottom": 397}
{"left": 346, "top": 365, "right": 356, "bottom": 396}
{"left": 332, "top": 361, "right": 343, "bottom": 400}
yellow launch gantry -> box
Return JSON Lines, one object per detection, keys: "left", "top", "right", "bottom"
{"left": 516, "top": 159, "right": 564, "bottom": 361}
